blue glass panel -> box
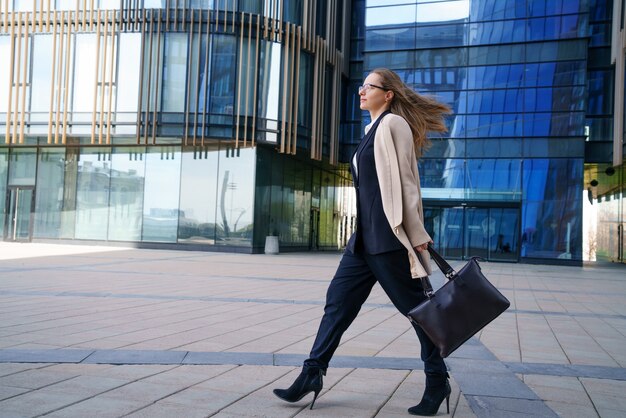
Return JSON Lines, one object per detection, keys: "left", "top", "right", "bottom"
{"left": 238, "top": 0, "right": 262, "bottom": 14}
{"left": 523, "top": 61, "right": 586, "bottom": 87}
{"left": 465, "top": 64, "right": 525, "bottom": 89}
{"left": 416, "top": 1, "right": 470, "bottom": 24}
{"left": 210, "top": 35, "right": 236, "bottom": 115}
{"left": 465, "top": 138, "right": 522, "bottom": 158}
{"left": 413, "top": 68, "right": 464, "bottom": 90}
{"left": 469, "top": 44, "right": 525, "bottom": 65}
{"left": 283, "top": 0, "right": 302, "bottom": 25}
{"left": 523, "top": 138, "right": 585, "bottom": 158}
{"left": 466, "top": 159, "right": 522, "bottom": 201}
{"left": 589, "top": 0, "right": 610, "bottom": 20}
{"left": 525, "top": 40, "right": 586, "bottom": 62}
{"left": 465, "top": 114, "right": 523, "bottom": 137}
{"left": 587, "top": 70, "right": 613, "bottom": 115}
{"left": 469, "top": 19, "right": 525, "bottom": 45}
{"left": 419, "top": 159, "right": 465, "bottom": 199}
{"left": 415, "top": 48, "right": 467, "bottom": 67}
{"left": 366, "top": 5, "right": 417, "bottom": 27}
{"left": 415, "top": 23, "right": 467, "bottom": 48}
{"left": 470, "top": 0, "right": 526, "bottom": 21}
{"left": 589, "top": 23, "right": 611, "bottom": 47}
{"left": 365, "top": 50, "right": 417, "bottom": 69}
{"left": 523, "top": 112, "right": 585, "bottom": 136}
{"left": 521, "top": 158, "right": 583, "bottom": 260}
{"left": 424, "top": 139, "right": 466, "bottom": 158}
{"left": 366, "top": 27, "right": 416, "bottom": 51}
{"left": 585, "top": 116, "right": 613, "bottom": 141}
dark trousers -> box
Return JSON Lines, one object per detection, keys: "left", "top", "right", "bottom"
{"left": 304, "top": 249, "right": 447, "bottom": 375}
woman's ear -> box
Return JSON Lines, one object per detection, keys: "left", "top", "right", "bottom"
{"left": 386, "top": 91, "right": 394, "bottom": 102}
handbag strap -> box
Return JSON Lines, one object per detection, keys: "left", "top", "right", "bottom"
{"left": 426, "top": 245, "right": 457, "bottom": 280}
{"left": 419, "top": 276, "right": 435, "bottom": 299}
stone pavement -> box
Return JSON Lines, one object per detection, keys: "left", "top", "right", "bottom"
{"left": 0, "top": 242, "right": 625, "bottom": 417}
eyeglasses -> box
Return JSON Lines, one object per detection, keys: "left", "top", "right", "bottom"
{"left": 358, "top": 83, "right": 386, "bottom": 93}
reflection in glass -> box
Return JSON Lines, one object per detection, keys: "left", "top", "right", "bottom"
{"left": 189, "top": 32, "right": 209, "bottom": 113}
{"left": 142, "top": 147, "right": 181, "bottom": 242}
{"left": 142, "top": 32, "right": 164, "bottom": 112}
{"left": 419, "top": 159, "right": 465, "bottom": 199}
{"left": 215, "top": 146, "right": 255, "bottom": 246}
{"left": 522, "top": 159, "right": 583, "bottom": 260}
{"left": 34, "top": 148, "right": 66, "bottom": 238}
{"left": 75, "top": 148, "right": 111, "bottom": 240}
{"left": 416, "top": 0, "right": 469, "bottom": 23}
{"left": 108, "top": 147, "right": 145, "bottom": 241}
{"left": 0, "top": 36, "right": 9, "bottom": 113}
{"left": 257, "top": 41, "right": 282, "bottom": 141}
{"left": 466, "top": 159, "right": 521, "bottom": 201}
{"left": 30, "top": 35, "right": 54, "bottom": 120}
{"left": 162, "top": 33, "right": 188, "bottom": 112}
{"left": 178, "top": 145, "right": 219, "bottom": 244}
{"left": 0, "top": 150, "right": 8, "bottom": 236}
{"left": 238, "top": 36, "right": 258, "bottom": 117}
{"left": 116, "top": 33, "right": 142, "bottom": 114}
{"left": 441, "top": 207, "right": 463, "bottom": 259}
{"left": 72, "top": 34, "right": 96, "bottom": 116}
{"left": 8, "top": 148, "right": 37, "bottom": 186}
{"left": 366, "top": 5, "right": 416, "bottom": 27}
{"left": 211, "top": 35, "right": 236, "bottom": 115}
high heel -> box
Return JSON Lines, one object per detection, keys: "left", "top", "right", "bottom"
{"left": 273, "top": 367, "right": 324, "bottom": 410}
{"left": 408, "top": 372, "right": 451, "bottom": 416}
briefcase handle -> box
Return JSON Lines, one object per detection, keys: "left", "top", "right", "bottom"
{"left": 426, "top": 244, "right": 457, "bottom": 279}
{"left": 418, "top": 245, "right": 456, "bottom": 299}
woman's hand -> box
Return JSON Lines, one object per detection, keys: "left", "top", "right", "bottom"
{"left": 413, "top": 240, "right": 434, "bottom": 252}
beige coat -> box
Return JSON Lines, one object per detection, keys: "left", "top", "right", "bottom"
{"left": 370, "top": 113, "right": 432, "bottom": 278}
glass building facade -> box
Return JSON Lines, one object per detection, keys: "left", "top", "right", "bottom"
{"left": 344, "top": 0, "right": 625, "bottom": 264}
{"left": 1, "top": 0, "right": 624, "bottom": 264}
{"left": 0, "top": 0, "right": 355, "bottom": 253}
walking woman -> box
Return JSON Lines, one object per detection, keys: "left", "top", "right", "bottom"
{"left": 273, "top": 68, "right": 451, "bottom": 416}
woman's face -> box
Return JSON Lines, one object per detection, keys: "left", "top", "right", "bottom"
{"left": 359, "top": 73, "right": 390, "bottom": 112}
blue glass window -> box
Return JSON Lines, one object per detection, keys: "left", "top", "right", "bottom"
{"left": 210, "top": 35, "right": 236, "bottom": 115}
{"left": 465, "top": 64, "right": 525, "bottom": 89}
{"left": 587, "top": 70, "right": 613, "bottom": 115}
{"left": 366, "top": 27, "right": 416, "bottom": 51}
{"left": 466, "top": 159, "right": 522, "bottom": 201}
{"left": 521, "top": 158, "right": 583, "bottom": 260}
{"left": 419, "top": 159, "right": 465, "bottom": 199}
{"left": 470, "top": 0, "right": 526, "bottom": 21}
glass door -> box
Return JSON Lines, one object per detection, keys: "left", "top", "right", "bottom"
{"left": 5, "top": 186, "right": 34, "bottom": 241}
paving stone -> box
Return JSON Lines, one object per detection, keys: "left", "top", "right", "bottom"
{"left": 183, "top": 351, "right": 273, "bottom": 365}
{"left": 452, "top": 372, "right": 540, "bottom": 399}
{"left": 83, "top": 349, "right": 187, "bottom": 364}
{"left": 125, "top": 401, "right": 212, "bottom": 418}
{"left": 0, "top": 390, "right": 89, "bottom": 417}
{"left": 465, "top": 396, "right": 559, "bottom": 417}
{"left": 0, "top": 368, "right": 77, "bottom": 390}
{"left": 0, "top": 384, "right": 30, "bottom": 401}
{"left": 44, "top": 395, "right": 150, "bottom": 418}
{"left": 0, "top": 348, "right": 93, "bottom": 363}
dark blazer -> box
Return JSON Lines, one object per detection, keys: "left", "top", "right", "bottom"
{"left": 347, "top": 111, "right": 404, "bottom": 255}
{"left": 346, "top": 112, "right": 432, "bottom": 278}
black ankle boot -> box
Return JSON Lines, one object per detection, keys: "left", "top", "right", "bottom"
{"left": 273, "top": 367, "right": 325, "bottom": 410}
{"left": 408, "top": 372, "right": 451, "bottom": 416}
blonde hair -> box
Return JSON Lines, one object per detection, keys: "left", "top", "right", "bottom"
{"left": 371, "top": 68, "right": 451, "bottom": 157}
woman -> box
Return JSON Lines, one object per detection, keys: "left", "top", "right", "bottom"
{"left": 273, "top": 68, "right": 451, "bottom": 416}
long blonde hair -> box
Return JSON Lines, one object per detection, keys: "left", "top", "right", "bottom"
{"left": 371, "top": 68, "right": 451, "bottom": 157}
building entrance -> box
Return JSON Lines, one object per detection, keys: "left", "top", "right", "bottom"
{"left": 424, "top": 203, "right": 520, "bottom": 262}
{"left": 4, "top": 186, "right": 35, "bottom": 242}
